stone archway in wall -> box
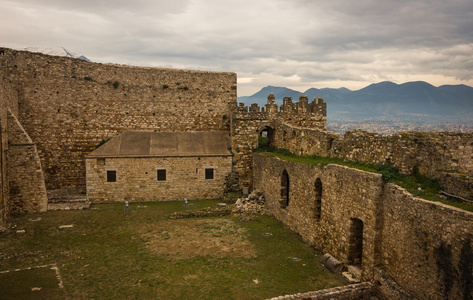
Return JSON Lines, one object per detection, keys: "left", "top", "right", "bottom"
{"left": 347, "top": 218, "right": 364, "bottom": 266}
{"left": 280, "top": 169, "right": 289, "bottom": 209}
{"left": 257, "top": 125, "right": 275, "bottom": 148}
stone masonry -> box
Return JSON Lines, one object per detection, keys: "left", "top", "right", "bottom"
{"left": 86, "top": 156, "right": 231, "bottom": 202}
{"left": 232, "top": 94, "right": 473, "bottom": 197}
{"left": 0, "top": 47, "right": 236, "bottom": 191}
{"left": 253, "top": 153, "right": 473, "bottom": 300}
{"left": 1, "top": 46, "right": 473, "bottom": 300}
{"left": 7, "top": 110, "right": 48, "bottom": 214}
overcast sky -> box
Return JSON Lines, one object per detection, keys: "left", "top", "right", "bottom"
{"left": 1, "top": 0, "right": 472, "bottom": 96}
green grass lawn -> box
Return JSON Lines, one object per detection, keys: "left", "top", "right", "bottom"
{"left": 0, "top": 200, "right": 346, "bottom": 299}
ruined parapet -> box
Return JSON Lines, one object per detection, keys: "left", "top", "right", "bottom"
{"left": 280, "top": 97, "right": 294, "bottom": 121}
{"left": 296, "top": 94, "right": 309, "bottom": 114}
{"left": 249, "top": 103, "right": 260, "bottom": 112}
{"left": 277, "top": 94, "right": 327, "bottom": 130}
{"left": 238, "top": 102, "right": 248, "bottom": 113}
{"left": 264, "top": 93, "right": 279, "bottom": 115}
{"left": 306, "top": 97, "right": 327, "bottom": 129}
{"left": 310, "top": 97, "right": 327, "bottom": 116}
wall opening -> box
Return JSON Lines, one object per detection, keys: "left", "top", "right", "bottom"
{"left": 258, "top": 126, "right": 275, "bottom": 148}
{"left": 280, "top": 169, "right": 289, "bottom": 209}
{"left": 347, "top": 218, "right": 364, "bottom": 266}
{"left": 205, "top": 168, "right": 214, "bottom": 180}
{"left": 107, "top": 170, "right": 116, "bottom": 182}
{"left": 157, "top": 169, "right": 166, "bottom": 181}
{"left": 314, "top": 178, "right": 322, "bottom": 220}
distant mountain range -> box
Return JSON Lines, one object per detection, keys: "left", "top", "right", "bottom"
{"left": 238, "top": 82, "right": 473, "bottom": 123}
{"left": 24, "top": 46, "right": 91, "bottom": 62}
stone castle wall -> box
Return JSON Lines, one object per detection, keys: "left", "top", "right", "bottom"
{"left": 0, "top": 47, "right": 237, "bottom": 191}
{"left": 332, "top": 130, "right": 473, "bottom": 177}
{"left": 7, "top": 111, "right": 48, "bottom": 214}
{"left": 0, "top": 64, "right": 22, "bottom": 225}
{"left": 233, "top": 97, "right": 472, "bottom": 196}
{"left": 231, "top": 95, "right": 327, "bottom": 189}
{"left": 231, "top": 112, "right": 272, "bottom": 188}
{"left": 267, "top": 122, "right": 473, "bottom": 177}
{"left": 253, "top": 153, "right": 473, "bottom": 299}
{"left": 86, "top": 155, "right": 232, "bottom": 202}
{"left": 252, "top": 153, "right": 383, "bottom": 281}
{"left": 381, "top": 183, "right": 473, "bottom": 300}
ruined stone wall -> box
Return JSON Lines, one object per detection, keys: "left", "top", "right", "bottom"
{"left": 7, "top": 111, "right": 48, "bottom": 214}
{"left": 0, "top": 47, "right": 237, "bottom": 191}
{"left": 381, "top": 183, "right": 473, "bottom": 300}
{"left": 0, "top": 66, "right": 20, "bottom": 224}
{"left": 86, "top": 155, "right": 232, "bottom": 202}
{"left": 267, "top": 282, "right": 373, "bottom": 300}
{"left": 252, "top": 153, "right": 384, "bottom": 281}
{"left": 332, "top": 130, "right": 473, "bottom": 177}
{"left": 437, "top": 172, "right": 473, "bottom": 200}
{"left": 242, "top": 116, "right": 473, "bottom": 198}
{"left": 271, "top": 120, "right": 337, "bottom": 157}
{"left": 253, "top": 153, "right": 473, "bottom": 299}
{"left": 265, "top": 123, "right": 473, "bottom": 178}
{"left": 231, "top": 112, "right": 271, "bottom": 189}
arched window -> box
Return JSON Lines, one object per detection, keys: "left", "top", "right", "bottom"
{"left": 280, "top": 170, "right": 290, "bottom": 209}
{"left": 314, "top": 178, "right": 322, "bottom": 220}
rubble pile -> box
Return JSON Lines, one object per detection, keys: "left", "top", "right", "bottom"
{"left": 232, "top": 189, "right": 266, "bottom": 215}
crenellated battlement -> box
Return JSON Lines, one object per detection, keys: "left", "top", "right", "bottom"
{"left": 235, "top": 93, "right": 327, "bottom": 130}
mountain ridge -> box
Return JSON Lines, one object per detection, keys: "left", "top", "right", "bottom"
{"left": 24, "top": 46, "right": 91, "bottom": 62}
{"left": 238, "top": 81, "right": 473, "bottom": 122}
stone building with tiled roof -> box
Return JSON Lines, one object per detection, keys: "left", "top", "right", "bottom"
{"left": 86, "top": 131, "right": 232, "bottom": 202}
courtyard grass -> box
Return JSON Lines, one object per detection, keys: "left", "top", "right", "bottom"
{"left": 0, "top": 200, "right": 346, "bottom": 299}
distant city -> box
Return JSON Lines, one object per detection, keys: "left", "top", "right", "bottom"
{"left": 328, "top": 121, "right": 473, "bottom": 135}
{"left": 239, "top": 82, "right": 473, "bottom": 136}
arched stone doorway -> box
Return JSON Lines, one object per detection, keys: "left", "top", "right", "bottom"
{"left": 258, "top": 126, "right": 275, "bottom": 148}
{"left": 347, "top": 218, "right": 364, "bottom": 266}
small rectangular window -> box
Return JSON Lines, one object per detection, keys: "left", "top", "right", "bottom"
{"left": 205, "top": 168, "right": 214, "bottom": 180}
{"left": 107, "top": 170, "right": 116, "bottom": 182}
{"left": 157, "top": 169, "right": 166, "bottom": 181}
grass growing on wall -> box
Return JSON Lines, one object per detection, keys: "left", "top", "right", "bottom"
{"left": 255, "top": 147, "right": 473, "bottom": 212}
{"left": 0, "top": 201, "right": 345, "bottom": 299}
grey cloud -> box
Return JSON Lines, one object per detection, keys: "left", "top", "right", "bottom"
{"left": 1, "top": 0, "right": 472, "bottom": 94}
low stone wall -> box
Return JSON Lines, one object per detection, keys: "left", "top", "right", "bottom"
{"left": 267, "top": 282, "right": 373, "bottom": 300}
{"left": 437, "top": 172, "right": 473, "bottom": 201}
{"left": 169, "top": 208, "right": 231, "bottom": 219}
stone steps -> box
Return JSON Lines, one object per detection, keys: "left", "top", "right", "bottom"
{"left": 342, "top": 265, "right": 362, "bottom": 284}
{"left": 47, "top": 199, "right": 91, "bottom": 211}
{"left": 47, "top": 189, "right": 90, "bottom": 211}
